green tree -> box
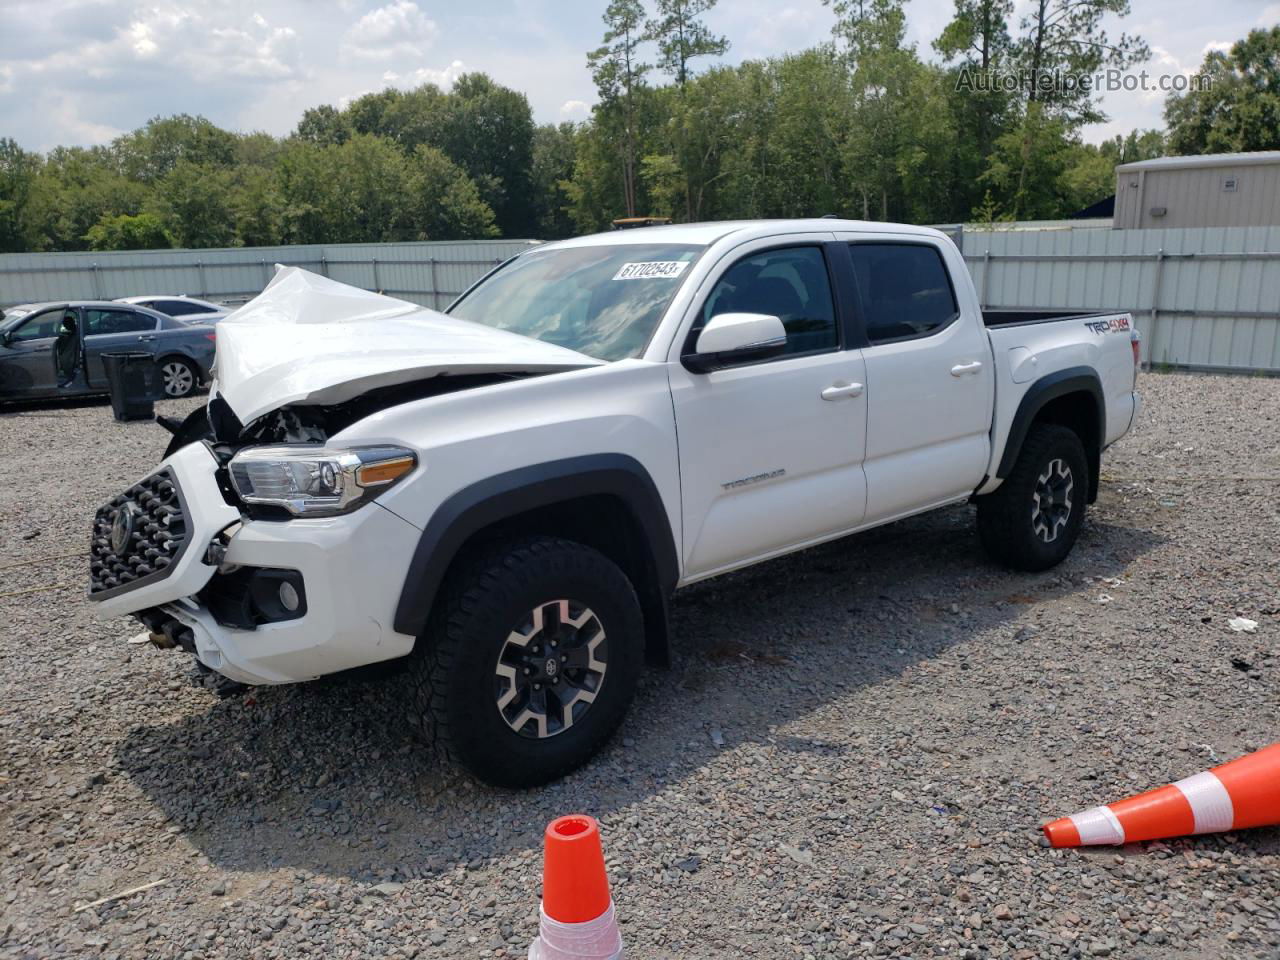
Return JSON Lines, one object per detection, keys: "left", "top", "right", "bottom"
{"left": 405, "top": 145, "right": 498, "bottom": 240}
{"left": 0, "top": 138, "right": 40, "bottom": 253}
{"left": 295, "top": 104, "right": 352, "bottom": 146}
{"left": 826, "top": 0, "right": 908, "bottom": 62}
{"left": 646, "top": 0, "right": 728, "bottom": 87}
{"left": 84, "top": 212, "right": 172, "bottom": 251}
{"left": 936, "top": 0, "right": 1015, "bottom": 216}
{"left": 114, "top": 114, "right": 238, "bottom": 182}
{"left": 438, "top": 74, "right": 537, "bottom": 236}
{"left": 1165, "top": 27, "right": 1280, "bottom": 155}
{"left": 1006, "top": 0, "right": 1149, "bottom": 215}
{"left": 531, "top": 123, "right": 578, "bottom": 239}
{"left": 588, "top": 0, "right": 650, "bottom": 216}
{"left": 23, "top": 146, "right": 147, "bottom": 251}
{"left": 151, "top": 161, "right": 237, "bottom": 248}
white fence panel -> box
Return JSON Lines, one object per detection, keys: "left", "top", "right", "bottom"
{"left": 0, "top": 239, "right": 540, "bottom": 312}
{"left": 959, "top": 225, "right": 1280, "bottom": 373}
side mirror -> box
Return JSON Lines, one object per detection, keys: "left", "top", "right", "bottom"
{"left": 682, "top": 312, "right": 787, "bottom": 373}
{"left": 0, "top": 331, "right": 10, "bottom": 347}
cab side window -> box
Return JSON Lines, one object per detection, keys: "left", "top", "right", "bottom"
{"left": 699, "top": 246, "right": 838, "bottom": 358}
{"left": 848, "top": 243, "right": 959, "bottom": 344}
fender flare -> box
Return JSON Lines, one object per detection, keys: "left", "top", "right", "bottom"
{"left": 392, "top": 453, "right": 679, "bottom": 640}
{"left": 997, "top": 366, "right": 1104, "bottom": 500}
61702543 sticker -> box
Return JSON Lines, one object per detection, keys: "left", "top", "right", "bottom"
{"left": 612, "top": 261, "right": 690, "bottom": 280}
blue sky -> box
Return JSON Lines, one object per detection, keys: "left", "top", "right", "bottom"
{"left": 0, "top": 0, "right": 1275, "bottom": 152}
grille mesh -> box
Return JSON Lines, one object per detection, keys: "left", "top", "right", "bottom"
{"left": 89, "top": 468, "right": 189, "bottom": 596}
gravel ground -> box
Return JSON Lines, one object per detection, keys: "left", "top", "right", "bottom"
{"left": 1, "top": 372, "right": 1278, "bottom": 960}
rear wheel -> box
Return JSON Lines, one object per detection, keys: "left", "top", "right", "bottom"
{"left": 977, "top": 423, "right": 1088, "bottom": 571}
{"left": 406, "top": 537, "right": 644, "bottom": 788}
{"left": 159, "top": 358, "right": 198, "bottom": 398}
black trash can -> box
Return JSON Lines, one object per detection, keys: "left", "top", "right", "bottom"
{"left": 102, "top": 352, "right": 160, "bottom": 422}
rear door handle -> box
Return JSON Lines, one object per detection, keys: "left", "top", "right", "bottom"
{"left": 821, "top": 381, "right": 864, "bottom": 401}
{"left": 137, "top": 335, "right": 157, "bottom": 342}
{"left": 950, "top": 360, "right": 983, "bottom": 377}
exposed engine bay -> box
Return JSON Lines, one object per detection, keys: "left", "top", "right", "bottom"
{"left": 160, "top": 371, "right": 530, "bottom": 460}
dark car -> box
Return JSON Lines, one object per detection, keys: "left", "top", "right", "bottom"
{"left": 0, "top": 300, "right": 216, "bottom": 401}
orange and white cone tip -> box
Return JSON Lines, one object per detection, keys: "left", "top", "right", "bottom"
{"left": 527, "top": 815, "right": 624, "bottom": 960}
{"left": 1043, "top": 743, "right": 1280, "bottom": 847}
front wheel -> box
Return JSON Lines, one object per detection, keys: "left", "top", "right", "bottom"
{"left": 407, "top": 537, "right": 644, "bottom": 788}
{"left": 977, "top": 423, "right": 1088, "bottom": 571}
{"left": 159, "top": 358, "right": 198, "bottom": 398}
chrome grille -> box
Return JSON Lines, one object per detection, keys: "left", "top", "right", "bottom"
{"left": 89, "top": 468, "right": 190, "bottom": 597}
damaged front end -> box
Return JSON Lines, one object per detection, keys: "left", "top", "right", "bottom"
{"left": 92, "top": 266, "right": 599, "bottom": 684}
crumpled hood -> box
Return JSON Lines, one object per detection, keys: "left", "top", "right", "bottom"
{"left": 214, "top": 266, "right": 602, "bottom": 424}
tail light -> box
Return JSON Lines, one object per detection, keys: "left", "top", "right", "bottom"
{"left": 1131, "top": 330, "right": 1142, "bottom": 378}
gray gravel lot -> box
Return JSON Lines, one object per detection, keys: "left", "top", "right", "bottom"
{"left": 1, "top": 372, "right": 1278, "bottom": 960}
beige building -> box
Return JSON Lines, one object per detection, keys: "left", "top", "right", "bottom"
{"left": 1113, "top": 151, "right": 1280, "bottom": 230}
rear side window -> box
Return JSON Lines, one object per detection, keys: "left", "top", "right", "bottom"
{"left": 848, "top": 243, "right": 958, "bottom": 343}
{"left": 159, "top": 300, "right": 207, "bottom": 317}
{"left": 84, "top": 309, "right": 156, "bottom": 336}
{"left": 699, "top": 246, "right": 838, "bottom": 357}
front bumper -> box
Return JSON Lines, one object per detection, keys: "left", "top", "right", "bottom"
{"left": 91, "top": 442, "right": 422, "bottom": 685}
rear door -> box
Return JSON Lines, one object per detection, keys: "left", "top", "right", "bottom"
{"left": 0, "top": 308, "right": 66, "bottom": 397}
{"left": 83, "top": 307, "right": 160, "bottom": 389}
{"left": 835, "top": 234, "right": 994, "bottom": 523}
{"left": 668, "top": 238, "right": 869, "bottom": 578}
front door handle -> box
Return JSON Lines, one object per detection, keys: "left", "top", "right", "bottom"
{"left": 951, "top": 360, "right": 983, "bottom": 377}
{"left": 821, "top": 381, "right": 864, "bottom": 401}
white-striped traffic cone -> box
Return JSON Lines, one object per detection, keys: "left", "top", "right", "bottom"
{"left": 527, "top": 815, "right": 623, "bottom": 960}
{"left": 1043, "top": 743, "right": 1280, "bottom": 847}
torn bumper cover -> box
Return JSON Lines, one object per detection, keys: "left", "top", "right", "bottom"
{"left": 88, "top": 441, "right": 423, "bottom": 686}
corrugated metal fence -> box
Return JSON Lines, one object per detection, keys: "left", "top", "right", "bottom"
{"left": 944, "top": 224, "right": 1280, "bottom": 373}
{"left": 4, "top": 228, "right": 1279, "bottom": 373}
{"left": 0, "top": 239, "right": 540, "bottom": 312}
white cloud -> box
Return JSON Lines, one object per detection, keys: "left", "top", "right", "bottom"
{"left": 559, "top": 99, "right": 589, "bottom": 119}
{"left": 1201, "top": 40, "right": 1232, "bottom": 56}
{"left": 382, "top": 60, "right": 467, "bottom": 89}
{"left": 342, "top": 1, "right": 439, "bottom": 60}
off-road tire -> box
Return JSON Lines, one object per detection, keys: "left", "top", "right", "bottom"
{"left": 406, "top": 537, "right": 644, "bottom": 788}
{"left": 977, "top": 423, "right": 1088, "bottom": 572}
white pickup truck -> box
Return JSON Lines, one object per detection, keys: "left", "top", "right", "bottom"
{"left": 89, "top": 219, "right": 1140, "bottom": 786}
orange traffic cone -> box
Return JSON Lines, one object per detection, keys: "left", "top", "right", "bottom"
{"left": 527, "top": 814, "right": 624, "bottom": 959}
{"left": 1044, "top": 743, "right": 1280, "bottom": 847}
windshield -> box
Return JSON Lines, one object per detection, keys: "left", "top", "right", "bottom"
{"left": 1, "top": 306, "right": 34, "bottom": 327}
{"left": 448, "top": 243, "right": 703, "bottom": 361}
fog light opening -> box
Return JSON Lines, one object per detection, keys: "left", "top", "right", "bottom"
{"left": 278, "top": 580, "right": 301, "bottom": 613}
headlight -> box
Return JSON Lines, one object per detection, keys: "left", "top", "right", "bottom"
{"left": 228, "top": 445, "right": 417, "bottom": 517}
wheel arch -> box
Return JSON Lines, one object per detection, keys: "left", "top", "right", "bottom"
{"left": 393, "top": 454, "right": 679, "bottom": 666}
{"left": 997, "top": 366, "right": 1104, "bottom": 503}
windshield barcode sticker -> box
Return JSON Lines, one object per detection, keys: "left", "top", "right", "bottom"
{"left": 613, "top": 261, "right": 690, "bottom": 280}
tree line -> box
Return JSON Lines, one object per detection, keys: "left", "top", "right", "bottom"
{"left": 0, "top": 1, "right": 1276, "bottom": 254}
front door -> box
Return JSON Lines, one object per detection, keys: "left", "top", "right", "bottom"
{"left": 836, "top": 236, "right": 994, "bottom": 522}
{"left": 0, "top": 307, "right": 67, "bottom": 398}
{"left": 669, "top": 240, "right": 868, "bottom": 579}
